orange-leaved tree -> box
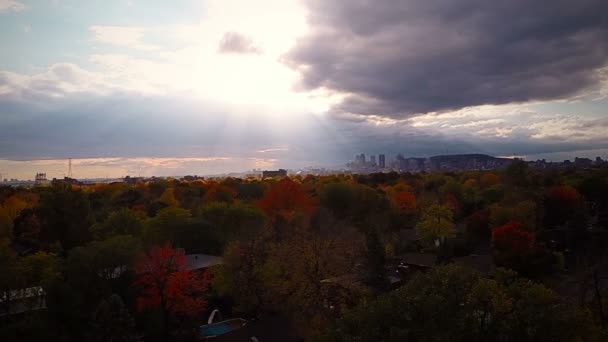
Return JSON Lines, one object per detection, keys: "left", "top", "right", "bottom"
{"left": 135, "top": 243, "right": 209, "bottom": 340}
{"left": 256, "top": 178, "right": 315, "bottom": 223}
{"left": 391, "top": 191, "right": 417, "bottom": 213}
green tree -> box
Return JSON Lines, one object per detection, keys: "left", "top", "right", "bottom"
{"left": 37, "top": 185, "right": 94, "bottom": 251}
{"left": 91, "top": 208, "right": 144, "bottom": 240}
{"left": 415, "top": 204, "right": 455, "bottom": 247}
{"left": 319, "top": 182, "right": 356, "bottom": 219}
{"left": 143, "top": 207, "right": 191, "bottom": 246}
{"left": 319, "top": 265, "right": 604, "bottom": 342}
{"left": 199, "top": 201, "right": 266, "bottom": 245}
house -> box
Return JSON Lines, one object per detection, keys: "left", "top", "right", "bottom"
{"left": 0, "top": 286, "right": 46, "bottom": 317}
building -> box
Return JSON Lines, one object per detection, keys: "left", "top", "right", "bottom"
{"left": 262, "top": 169, "right": 287, "bottom": 178}
{"left": 378, "top": 154, "right": 386, "bottom": 168}
{"left": 355, "top": 153, "right": 366, "bottom": 165}
{"left": 370, "top": 155, "right": 376, "bottom": 165}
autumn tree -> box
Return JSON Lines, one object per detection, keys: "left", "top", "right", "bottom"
{"left": 0, "top": 195, "right": 29, "bottom": 240}
{"left": 415, "top": 204, "right": 455, "bottom": 247}
{"left": 203, "top": 181, "right": 238, "bottom": 204}
{"left": 135, "top": 243, "right": 209, "bottom": 340}
{"left": 479, "top": 172, "right": 500, "bottom": 188}
{"left": 491, "top": 221, "right": 555, "bottom": 276}
{"left": 391, "top": 191, "right": 417, "bottom": 214}
{"left": 159, "top": 187, "right": 179, "bottom": 208}
{"left": 544, "top": 184, "right": 584, "bottom": 227}
{"left": 492, "top": 221, "right": 535, "bottom": 256}
{"left": 256, "top": 178, "right": 315, "bottom": 224}
{"left": 465, "top": 209, "right": 491, "bottom": 243}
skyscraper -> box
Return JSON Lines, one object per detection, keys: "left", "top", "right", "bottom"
{"left": 370, "top": 155, "right": 376, "bottom": 165}
{"left": 355, "top": 153, "right": 366, "bottom": 165}
{"left": 379, "top": 154, "right": 386, "bottom": 168}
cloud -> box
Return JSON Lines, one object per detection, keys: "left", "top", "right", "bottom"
{"left": 218, "top": 32, "right": 262, "bottom": 54}
{"left": 0, "top": 63, "right": 110, "bottom": 101}
{"left": 89, "top": 25, "right": 159, "bottom": 50}
{"left": 285, "top": 0, "right": 608, "bottom": 118}
{"left": 0, "top": 0, "right": 26, "bottom": 13}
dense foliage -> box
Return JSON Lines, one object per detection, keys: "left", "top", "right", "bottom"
{"left": 1, "top": 164, "right": 608, "bottom": 341}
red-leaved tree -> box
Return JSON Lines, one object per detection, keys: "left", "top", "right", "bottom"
{"left": 256, "top": 178, "right": 315, "bottom": 223}
{"left": 392, "top": 191, "right": 417, "bottom": 213}
{"left": 545, "top": 184, "right": 584, "bottom": 225}
{"left": 492, "top": 221, "right": 535, "bottom": 256}
{"left": 135, "top": 243, "right": 209, "bottom": 340}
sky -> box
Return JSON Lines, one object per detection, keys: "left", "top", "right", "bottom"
{"left": 1, "top": 0, "right": 608, "bottom": 179}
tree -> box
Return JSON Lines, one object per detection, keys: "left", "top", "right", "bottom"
{"left": 504, "top": 159, "right": 529, "bottom": 186}
{"left": 479, "top": 172, "right": 499, "bottom": 188}
{"left": 0, "top": 240, "right": 18, "bottom": 316}
{"left": 391, "top": 191, "right": 417, "bottom": 214}
{"left": 37, "top": 185, "right": 94, "bottom": 251}
{"left": 203, "top": 181, "right": 238, "bottom": 204}
{"left": 257, "top": 178, "right": 315, "bottom": 223}
{"left": 199, "top": 202, "right": 266, "bottom": 246}
{"left": 159, "top": 187, "right": 179, "bottom": 207}
{"left": 91, "top": 208, "right": 144, "bottom": 240}
{"left": 545, "top": 184, "right": 584, "bottom": 226}
{"left": 319, "top": 265, "right": 604, "bottom": 342}
{"left": 491, "top": 221, "right": 555, "bottom": 276}
{"left": 67, "top": 235, "right": 142, "bottom": 284}
{"left": 135, "top": 243, "right": 209, "bottom": 340}
{"left": 143, "top": 207, "right": 191, "bottom": 246}
{"left": 319, "top": 182, "right": 356, "bottom": 219}
{"left": 91, "top": 294, "right": 137, "bottom": 342}
{"left": 492, "top": 221, "right": 535, "bottom": 256}
{"left": 415, "top": 204, "right": 455, "bottom": 247}
{"left": 12, "top": 208, "right": 42, "bottom": 248}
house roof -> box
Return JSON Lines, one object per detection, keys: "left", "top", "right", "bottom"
{"left": 185, "top": 254, "right": 223, "bottom": 270}
{"left": 396, "top": 253, "right": 437, "bottom": 267}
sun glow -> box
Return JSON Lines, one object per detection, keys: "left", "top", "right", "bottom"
{"left": 168, "top": 0, "right": 329, "bottom": 113}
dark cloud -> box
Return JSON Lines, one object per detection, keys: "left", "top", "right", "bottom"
{"left": 286, "top": 0, "right": 608, "bottom": 117}
{"left": 218, "top": 32, "right": 261, "bottom": 54}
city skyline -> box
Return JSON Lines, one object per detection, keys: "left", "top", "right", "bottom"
{"left": 3, "top": 148, "right": 608, "bottom": 181}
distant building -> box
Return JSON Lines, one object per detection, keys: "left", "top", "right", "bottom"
{"left": 378, "top": 154, "right": 386, "bottom": 168}
{"left": 575, "top": 157, "right": 593, "bottom": 168}
{"left": 355, "top": 153, "right": 366, "bottom": 165}
{"left": 51, "top": 177, "right": 80, "bottom": 186}
{"left": 123, "top": 176, "right": 144, "bottom": 185}
{"left": 262, "top": 169, "right": 287, "bottom": 178}
{"left": 370, "top": 155, "right": 376, "bottom": 165}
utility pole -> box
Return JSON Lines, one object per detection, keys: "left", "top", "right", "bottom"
{"left": 68, "top": 158, "right": 73, "bottom": 178}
